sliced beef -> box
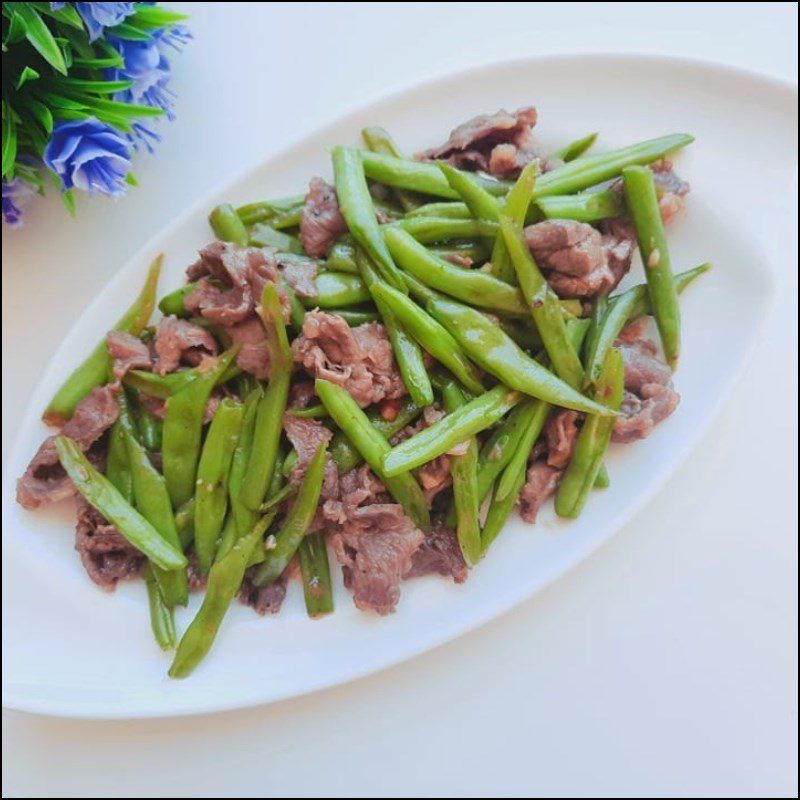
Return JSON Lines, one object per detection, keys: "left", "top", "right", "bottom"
{"left": 418, "top": 455, "right": 452, "bottom": 505}
{"left": 289, "top": 380, "right": 317, "bottom": 410}
{"left": 106, "top": 331, "right": 151, "bottom": 380}
{"left": 153, "top": 316, "right": 218, "bottom": 375}
{"left": 292, "top": 311, "right": 406, "bottom": 407}
{"left": 651, "top": 160, "right": 690, "bottom": 225}
{"left": 545, "top": 409, "right": 580, "bottom": 469}
{"left": 299, "top": 178, "right": 348, "bottom": 258}
{"left": 406, "top": 523, "right": 468, "bottom": 584}
{"left": 321, "top": 464, "right": 387, "bottom": 524}
{"left": 517, "top": 461, "right": 562, "bottom": 523}
{"left": 238, "top": 567, "right": 288, "bottom": 615}
{"left": 283, "top": 413, "right": 338, "bottom": 499}
{"left": 224, "top": 316, "right": 269, "bottom": 380}
{"left": 612, "top": 322, "right": 680, "bottom": 443}
{"left": 418, "top": 107, "right": 541, "bottom": 177}
{"left": 17, "top": 386, "right": 119, "bottom": 510}
{"left": 524, "top": 219, "right": 635, "bottom": 298}
{"left": 442, "top": 252, "right": 474, "bottom": 268}
{"left": 184, "top": 241, "right": 289, "bottom": 326}
{"left": 75, "top": 497, "right": 144, "bottom": 590}
{"left": 278, "top": 255, "right": 318, "bottom": 299}
{"left": 329, "top": 504, "right": 424, "bottom": 615}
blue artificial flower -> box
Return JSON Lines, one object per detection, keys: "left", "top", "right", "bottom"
{"left": 51, "top": 3, "right": 136, "bottom": 42}
{"left": 44, "top": 118, "right": 132, "bottom": 196}
{"left": 2, "top": 177, "right": 37, "bottom": 227}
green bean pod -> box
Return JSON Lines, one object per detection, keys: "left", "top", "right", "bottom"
{"left": 237, "top": 194, "right": 306, "bottom": 226}
{"left": 383, "top": 385, "right": 521, "bottom": 477}
{"left": 316, "top": 379, "right": 430, "bottom": 530}
{"left": 144, "top": 565, "right": 176, "bottom": 651}
{"left": 555, "top": 347, "right": 624, "bottom": 518}
{"left": 361, "top": 126, "right": 421, "bottom": 212}
{"left": 405, "top": 201, "right": 472, "bottom": 219}
{"left": 550, "top": 132, "right": 599, "bottom": 162}
{"left": 249, "top": 223, "right": 302, "bottom": 253}
{"left": 54, "top": 436, "right": 187, "bottom": 571}
{"left": 44, "top": 255, "right": 161, "bottom": 424}
{"left": 390, "top": 216, "right": 498, "bottom": 244}
{"left": 437, "top": 163, "right": 501, "bottom": 221}
{"left": 301, "top": 272, "right": 371, "bottom": 308}
{"left": 298, "top": 533, "right": 334, "bottom": 617}
{"left": 535, "top": 189, "right": 624, "bottom": 223}
{"left": 331, "top": 307, "right": 380, "bottom": 326}
{"left": 268, "top": 204, "right": 304, "bottom": 230}
{"left": 124, "top": 359, "right": 241, "bottom": 400}
{"left": 227, "top": 388, "right": 260, "bottom": 540}
{"left": 194, "top": 398, "right": 244, "bottom": 573}
{"left": 252, "top": 443, "right": 328, "bottom": 587}
{"left": 209, "top": 203, "right": 248, "bottom": 245}
{"left": 325, "top": 240, "right": 359, "bottom": 273}
{"left": 157, "top": 282, "right": 196, "bottom": 318}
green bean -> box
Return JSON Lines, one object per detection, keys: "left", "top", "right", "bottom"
{"left": 325, "top": 239, "right": 359, "bottom": 273}
{"left": 622, "top": 262, "right": 711, "bottom": 320}
{"left": 124, "top": 360, "right": 241, "bottom": 400}
{"left": 44, "top": 255, "right": 161, "bottom": 425}
{"left": 622, "top": 165, "right": 680, "bottom": 368}
{"left": 355, "top": 249, "right": 433, "bottom": 407}
{"left": 169, "top": 510, "right": 278, "bottom": 678}
{"left": 535, "top": 189, "right": 624, "bottom": 223}
{"left": 289, "top": 403, "right": 329, "bottom": 420}
{"left": 361, "top": 150, "right": 512, "bottom": 198}
{"left": 301, "top": 272, "right": 371, "bottom": 308}
{"left": 441, "top": 382, "right": 481, "bottom": 567}
{"left": 332, "top": 146, "right": 407, "bottom": 291}
{"left": 390, "top": 216, "right": 498, "bottom": 244}
{"left": 106, "top": 417, "right": 134, "bottom": 503}
{"left": 209, "top": 203, "right": 248, "bottom": 245}
{"left": 236, "top": 194, "right": 305, "bottom": 226}
{"left": 555, "top": 348, "right": 623, "bottom": 517}
{"left": 175, "top": 498, "right": 195, "bottom": 550}
{"left": 329, "top": 397, "right": 424, "bottom": 473}
{"left": 259, "top": 483, "right": 293, "bottom": 513}
{"left": 406, "top": 201, "right": 471, "bottom": 219}
{"left": 144, "top": 565, "right": 176, "bottom": 651}
{"left": 158, "top": 282, "right": 196, "bottom": 318}
{"left": 481, "top": 400, "right": 550, "bottom": 553}
{"left": 130, "top": 391, "right": 163, "bottom": 452}
{"left": 268, "top": 204, "right": 304, "bottom": 230}
{"left": 298, "top": 533, "right": 334, "bottom": 617}
{"left": 252, "top": 443, "right": 328, "bottom": 586}
{"left": 533, "top": 133, "right": 694, "bottom": 199}
{"left": 162, "top": 347, "right": 239, "bottom": 508}
{"left": 500, "top": 216, "right": 585, "bottom": 389}
{"left": 316, "top": 379, "right": 430, "bottom": 530}
{"left": 238, "top": 285, "right": 291, "bottom": 510}
{"left": 194, "top": 398, "right": 244, "bottom": 573}
{"left": 124, "top": 427, "right": 189, "bottom": 607}
{"left": 249, "top": 223, "right": 302, "bottom": 253}
{"left": 490, "top": 160, "right": 539, "bottom": 284}
{"left": 331, "top": 307, "right": 380, "bottom": 326}
{"left": 550, "top": 132, "right": 599, "bottom": 162}
{"left": 385, "top": 227, "right": 526, "bottom": 316}
{"left": 425, "top": 295, "right": 614, "bottom": 416}
{"left": 383, "top": 384, "right": 519, "bottom": 476}
{"left": 54, "top": 436, "right": 187, "bottom": 571}
{"left": 437, "top": 162, "right": 501, "bottom": 221}
{"left": 362, "top": 126, "right": 421, "bottom": 212}
{"left": 595, "top": 464, "right": 610, "bottom": 489}
{"left": 370, "top": 282, "right": 484, "bottom": 395}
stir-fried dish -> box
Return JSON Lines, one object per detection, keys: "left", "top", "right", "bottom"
{"left": 16, "top": 106, "right": 709, "bottom": 677}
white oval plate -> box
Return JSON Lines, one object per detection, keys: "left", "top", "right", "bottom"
{"left": 2, "top": 55, "right": 794, "bottom": 719}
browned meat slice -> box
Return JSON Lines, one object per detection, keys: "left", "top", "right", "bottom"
{"left": 517, "top": 461, "right": 562, "bottom": 523}
{"left": 106, "top": 331, "right": 151, "bottom": 380}
{"left": 292, "top": 311, "right": 406, "bottom": 407}
{"left": 184, "top": 241, "right": 290, "bottom": 326}
{"left": 651, "top": 159, "right": 690, "bottom": 224}
{"left": 545, "top": 409, "right": 581, "bottom": 469}
{"left": 299, "top": 178, "right": 348, "bottom": 258}
{"left": 612, "top": 322, "right": 680, "bottom": 443}
{"left": 277, "top": 255, "right": 318, "bottom": 299}
{"left": 405, "top": 523, "right": 468, "bottom": 584}
{"left": 283, "top": 413, "right": 338, "bottom": 499}
{"left": 223, "top": 317, "right": 269, "bottom": 380}
{"left": 329, "top": 504, "right": 424, "bottom": 615}
{"left": 289, "top": 380, "right": 316, "bottom": 410}
{"left": 418, "top": 455, "right": 452, "bottom": 504}
{"left": 418, "top": 107, "right": 540, "bottom": 177}
{"left": 17, "top": 386, "right": 119, "bottom": 510}
{"left": 321, "top": 464, "right": 387, "bottom": 525}
{"left": 524, "top": 219, "right": 634, "bottom": 298}
{"left": 75, "top": 497, "right": 144, "bottom": 590}
{"left": 442, "top": 252, "right": 474, "bottom": 268}
{"left": 152, "top": 316, "right": 218, "bottom": 375}
{"left": 238, "top": 567, "right": 288, "bottom": 615}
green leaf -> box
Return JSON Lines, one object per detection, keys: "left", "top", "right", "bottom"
{"left": 31, "top": 1, "right": 84, "bottom": 29}
{"left": 2, "top": 111, "right": 18, "bottom": 179}
{"left": 4, "top": 12, "right": 28, "bottom": 45}
{"left": 129, "top": 7, "right": 188, "bottom": 29}
{"left": 104, "top": 22, "right": 153, "bottom": 41}
{"left": 12, "top": 4, "right": 68, "bottom": 75}
{"left": 15, "top": 66, "right": 40, "bottom": 90}
{"left": 61, "top": 188, "right": 76, "bottom": 217}
{"left": 27, "top": 99, "right": 53, "bottom": 135}
{"left": 60, "top": 93, "right": 165, "bottom": 118}
{"left": 51, "top": 78, "right": 135, "bottom": 95}
{"left": 72, "top": 54, "right": 126, "bottom": 69}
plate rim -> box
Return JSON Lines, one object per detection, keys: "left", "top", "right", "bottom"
{"left": 2, "top": 51, "right": 792, "bottom": 718}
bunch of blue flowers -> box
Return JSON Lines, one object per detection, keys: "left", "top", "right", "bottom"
{"left": 2, "top": 3, "right": 190, "bottom": 226}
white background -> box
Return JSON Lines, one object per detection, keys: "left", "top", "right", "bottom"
{"left": 2, "top": 3, "right": 797, "bottom": 797}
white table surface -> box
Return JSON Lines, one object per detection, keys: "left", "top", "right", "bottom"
{"left": 2, "top": 3, "right": 797, "bottom": 797}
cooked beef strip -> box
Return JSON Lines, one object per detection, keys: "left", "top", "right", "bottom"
{"left": 238, "top": 567, "right": 288, "bottom": 615}
{"left": 405, "top": 522, "right": 467, "bottom": 584}
{"left": 106, "top": 331, "right": 151, "bottom": 380}
{"left": 517, "top": 461, "right": 562, "bottom": 524}
{"left": 545, "top": 409, "right": 581, "bottom": 469}
{"left": 152, "top": 315, "right": 218, "bottom": 375}
{"left": 299, "top": 178, "right": 348, "bottom": 258}
{"left": 283, "top": 413, "right": 339, "bottom": 499}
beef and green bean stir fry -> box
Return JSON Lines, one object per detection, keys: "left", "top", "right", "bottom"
{"left": 17, "top": 106, "right": 709, "bottom": 677}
